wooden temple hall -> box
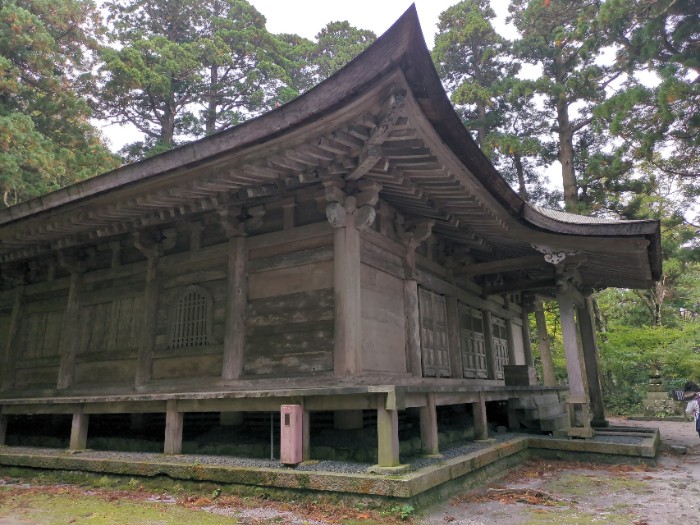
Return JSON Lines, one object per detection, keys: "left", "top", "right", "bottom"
{"left": 0, "top": 7, "right": 660, "bottom": 469}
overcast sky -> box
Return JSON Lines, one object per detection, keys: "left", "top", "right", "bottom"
{"left": 248, "top": 0, "right": 508, "bottom": 46}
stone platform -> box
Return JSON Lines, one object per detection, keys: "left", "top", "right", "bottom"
{"left": 0, "top": 426, "right": 659, "bottom": 502}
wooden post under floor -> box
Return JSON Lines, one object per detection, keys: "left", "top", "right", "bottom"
{"left": 69, "top": 410, "right": 89, "bottom": 450}
{"left": 302, "top": 409, "right": 311, "bottom": 461}
{"left": 222, "top": 235, "right": 247, "bottom": 381}
{"left": 164, "top": 400, "right": 183, "bottom": 455}
{"left": 473, "top": 393, "right": 489, "bottom": 440}
{"left": 0, "top": 413, "right": 7, "bottom": 446}
{"left": 376, "top": 405, "right": 400, "bottom": 467}
{"left": 419, "top": 393, "right": 439, "bottom": 455}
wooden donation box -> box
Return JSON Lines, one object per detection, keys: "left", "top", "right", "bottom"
{"left": 280, "top": 404, "right": 303, "bottom": 465}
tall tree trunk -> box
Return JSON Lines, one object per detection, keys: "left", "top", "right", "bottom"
{"left": 477, "top": 102, "right": 487, "bottom": 149}
{"left": 554, "top": 52, "right": 578, "bottom": 211}
{"left": 557, "top": 101, "right": 577, "bottom": 210}
{"left": 206, "top": 66, "right": 218, "bottom": 135}
{"left": 513, "top": 154, "right": 528, "bottom": 200}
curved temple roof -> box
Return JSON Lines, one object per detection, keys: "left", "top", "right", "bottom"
{"left": 0, "top": 5, "right": 661, "bottom": 292}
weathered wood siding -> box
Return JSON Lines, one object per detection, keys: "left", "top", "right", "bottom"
{"left": 151, "top": 250, "right": 228, "bottom": 381}
{"left": 244, "top": 232, "right": 334, "bottom": 378}
{"left": 361, "top": 264, "right": 407, "bottom": 373}
{"left": 75, "top": 274, "right": 145, "bottom": 386}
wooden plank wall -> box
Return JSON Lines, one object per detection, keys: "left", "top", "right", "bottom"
{"left": 244, "top": 231, "right": 335, "bottom": 378}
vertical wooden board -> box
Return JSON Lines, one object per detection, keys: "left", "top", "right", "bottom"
{"left": 360, "top": 265, "right": 406, "bottom": 373}
{"left": 31, "top": 313, "right": 48, "bottom": 359}
{"left": 115, "top": 298, "right": 130, "bottom": 349}
{"left": 0, "top": 314, "right": 10, "bottom": 345}
{"left": 510, "top": 320, "right": 525, "bottom": 366}
{"left": 80, "top": 304, "right": 95, "bottom": 353}
{"left": 129, "top": 296, "right": 144, "bottom": 349}
{"left": 42, "top": 311, "right": 63, "bottom": 358}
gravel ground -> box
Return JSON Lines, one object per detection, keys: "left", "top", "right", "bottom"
{"left": 1, "top": 429, "right": 647, "bottom": 474}
{"left": 422, "top": 417, "right": 700, "bottom": 525}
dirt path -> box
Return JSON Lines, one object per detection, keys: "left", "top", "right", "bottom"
{"left": 421, "top": 418, "right": 700, "bottom": 524}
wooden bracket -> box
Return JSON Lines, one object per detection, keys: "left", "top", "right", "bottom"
{"left": 133, "top": 229, "right": 177, "bottom": 258}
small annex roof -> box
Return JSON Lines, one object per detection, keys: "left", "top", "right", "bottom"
{"left": 0, "top": 5, "right": 661, "bottom": 292}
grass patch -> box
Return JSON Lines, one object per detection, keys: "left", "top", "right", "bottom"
{"left": 544, "top": 472, "right": 650, "bottom": 498}
{"left": 0, "top": 490, "right": 238, "bottom": 525}
{"left": 524, "top": 506, "right": 639, "bottom": 524}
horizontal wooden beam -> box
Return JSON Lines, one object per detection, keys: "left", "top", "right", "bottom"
{"left": 483, "top": 278, "right": 557, "bottom": 296}
{"left": 455, "top": 255, "right": 547, "bottom": 277}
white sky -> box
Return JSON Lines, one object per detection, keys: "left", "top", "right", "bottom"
{"left": 249, "top": 0, "right": 501, "bottom": 46}
{"left": 99, "top": 0, "right": 513, "bottom": 151}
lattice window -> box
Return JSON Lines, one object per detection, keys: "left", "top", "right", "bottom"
{"left": 459, "top": 304, "right": 488, "bottom": 379}
{"left": 169, "top": 286, "right": 214, "bottom": 349}
{"left": 492, "top": 316, "right": 510, "bottom": 380}
{"left": 418, "top": 288, "right": 451, "bottom": 378}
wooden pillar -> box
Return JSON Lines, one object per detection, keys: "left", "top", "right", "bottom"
{"left": 401, "top": 220, "right": 433, "bottom": 378}
{"left": 482, "top": 311, "right": 497, "bottom": 379}
{"left": 535, "top": 301, "right": 556, "bottom": 386}
{"left": 419, "top": 393, "right": 439, "bottom": 455}
{"left": 521, "top": 306, "right": 534, "bottom": 367}
{"left": 136, "top": 255, "right": 159, "bottom": 388}
{"left": 505, "top": 318, "right": 517, "bottom": 365}
{"left": 557, "top": 289, "right": 593, "bottom": 437}
{"left": 558, "top": 291, "right": 586, "bottom": 399}
{"left": 222, "top": 235, "right": 247, "bottom": 381}
{"left": 0, "top": 410, "right": 7, "bottom": 446}
{"left": 1, "top": 285, "right": 24, "bottom": 392}
{"left": 164, "top": 400, "right": 183, "bottom": 455}
{"left": 326, "top": 190, "right": 376, "bottom": 377}
{"left": 376, "top": 405, "right": 400, "bottom": 467}
{"left": 472, "top": 392, "right": 488, "bottom": 440}
{"left": 446, "top": 296, "right": 463, "bottom": 378}
{"left": 57, "top": 269, "right": 84, "bottom": 390}
{"left": 332, "top": 219, "right": 362, "bottom": 375}
{"left": 403, "top": 280, "right": 422, "bottom": 376}
{"left": 133, "top": 231, "right": 175, "bottom": 389}
{"left": 302, "top": 409, "right": 311, "bottom": 461}
{"left": 578, "top": 295, "right": 607, "bottom": 426}
{"left": 69, "top": 409, "right": 89, "bottom": 450}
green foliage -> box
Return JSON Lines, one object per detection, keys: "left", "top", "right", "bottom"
{"left": 0, "top": 0, "right": 118, "bottom": 207}
{"left": 310, "top": 21, "right": 375, "bottom": 80}
{"left": 99, "top": 0, "right": 298, "bottom": 156}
